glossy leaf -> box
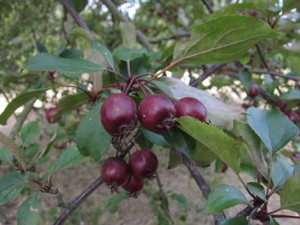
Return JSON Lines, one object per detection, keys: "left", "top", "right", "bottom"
{"left": 92, "top": 40, "right": 114, "bottom": 69}
{"left": 206, "top": 184, "right": 251, "bottom": 215}
{"left": 141, "top": 128, "right": 170, "bottom": 148}
{"left": 280, "top": 174, "right": 300, "bottom": 212}
{"left": 245, "top": 182, "right": 266, "bottom": 202}
{"left": 0, "top": 172, "right": 27, "bottom": 205}
{"left": 76, "top": 104, "right": 111, "bottom": 160}
{"left": 17, "top": 196, "right": 40, "bottom": 225}
{"left": 21, "top": 121, "right": 40, "bottom": 145}
{"left": 247, "top": 107, "right": 299, "bottom": 154}
{"left": 48, "top": 147, "right": 86, "bottom": 174}
{"left": 220, "top": 216, "right": 248, "bottom": 225}
{"left": 176, "top": 117, "right": 242, "bottom": 173}
{"left": 114, "top": 47, "right": 147, "bottom": 62}
{"left": 174, "top": 15, "right": 279, "bottom": 65}
{"left": 271, "top": 154, "right": 294, "bottom": 188}
{"left": 0, "top": 89, "right": 48, "bottom": 125}
{"left": 25, "top": 53, "right": 102, "bottom": 73}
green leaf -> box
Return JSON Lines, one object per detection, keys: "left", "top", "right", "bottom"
{"left": 57, "top": 93, "right": 89, "bottom": 115}
{"left": 141, "top": 128, "right": 170, "bottom": 148}
{"left": 280, "top": 90, "right": 300, "bottom": 101}
{"left": 0, "top": 131, "right": 26, "bottom": 169}
{"left": 280, "top": 174, "right": 300, "bottom": 212}
{"left": 173, "top": 15, "right": 279, "bottom": 65}
{"left": 105, "top": 192, "right": 129, "bottom": 213}
{"left": 232, "top": 120, "right": 268, "bottom": 178}
{"left": 246, "top": 107, "right": 299, "bottom": 154}
{"left": 76, "top": 104, "right": 111, "bottom": 160}
{"left": 70, "top": 0, "right": 88, "bottom": 12}
{"left": 38, "top": 130, "right": 57, "bottom": 157}
{"left": 192, "top": 141, "right": 217, "bottom": 167}
{"left": 114, "top": 47, "right": 147, "bottom": 62}
{"left": 0, "top": 172, "right": 27, "bottom": 205}
{"left": 25, "top": 53, "right": 102, "bottom": 73}
{"left": 245, "top": 182, "right": 266, "bottom": 202}
{"left": 269, "top": 217, "right": 280, "bottom": 225}
{"left": 92, "top": 41, "right": 114, "bottom": 69}
{"left": 283, "top": 0, "right": 300, "bottom": 11}
{"left": 48, "top": 147, "right": 86, "bottom": 175}
{"left": 0, "top": 148, "right": 13, "bottom": 165}
{"left": 0, "top": 88, "right": 47, "bottom": 125}
{"left": 271, "top": 154, "right": 294, "bottom": 188}
{"left": 176, "top": 117, "right": 242, "bottom": 173}
{"left": 17, "top": 196, "right": 40, "bottom": 225}
{"left": 170, "top": 193, "right": 192, "bottom": 211}
{"left": 220, "top": 216, "right": 248, "bottom": 225}
{"left": 148, "top": 80, "right": 174, "bottom": 97}
{"left": 206, "top": 184, "right": 251, "bottom": 215}
{"left": 21, "top": 121, "right": 40, "bottom": 145}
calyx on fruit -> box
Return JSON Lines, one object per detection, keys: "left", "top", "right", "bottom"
{"left": 45, "top": 107, "right": 61, "bottom": 124}
{"left": 101, "top": 157, "right": 130, "bottom": 189}
{"left": 138, "top": 94, "right": 176, "bottom": 134}
{"left": 100, "top": 94, "right": 137, "bottom": 136}
{"left": 175, "top": 97, "right": 207, "bottom": 122}
{"left": 129, "top": 149, "right": 158, "bottom": 178}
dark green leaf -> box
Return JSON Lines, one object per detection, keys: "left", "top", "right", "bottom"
{"left": 247, "top": 107, "right": 299, "bottom": 154}
{"left": 25, "top": 53, "right": 102, "bottom": 73}
{"left": 114, "top": 47, "right": 147, "bottom": 62}
{"left": 174, "top": 15, "right": 279, "bottom": 65}
{"left": 92, "top": 41, "right": 114, "bottom": 69}
{"left": 148, "top": 80, "right": 174, "bottom": 97}
{"left": 220, "top": 216, "right": 248, "bottom": 225}
{"left": 280, "top": 174, "right": 300, "bottom": 212}
{"left": 76, "top": 104, "right": 111, "bottom": 160}
{"left": 271, "top": 154, "right": 294, "bottom": 188}
{"left": 59, "top": 48, "right": 83, "bottom": 59}
{"left": 141, "top": 128, "right": 170, "bottom": 148}
{"left": 206, "top": 184, "right": 251, "bottom": 215}
{"left": 70, "top": 0, "right": 88, "bottom": 12}
{"left": 192, "top": 141, "right": 217, "bottom": 167}
{"left": 57, "top": 93, "right": 89, "bottom": 115}
{"left": 245, "top": 182, "right": 266, "bottom": 202}
{"left": 0, "top": 89, "right": 48, "bottom": 125}
{"left": 21, "top": 121, "right": 40, "bottom": 145}
{"left": 176, "top": 117, "right": 242, "bottom": 173}
{"left": 17, "top": 196, "right": 40, "bottom": 225}
{"left": 48, "top": 147, "right": 86, "bottom": 174}
{"left": 0, "top": 172, "right": 27, "bottom": 205}
{"left": 0, "top": 148, "right": 13, "bottom": 165}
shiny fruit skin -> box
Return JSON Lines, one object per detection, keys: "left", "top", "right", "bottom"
{"left": 248, "top": 84, "right": 260, "bottom": 98}
{"left": 129, "top": 149, "right": 158, "bottom": 178}
{"left": 122, "top": 174, "right": 144, "bottom": 193}
{"left": 175, "top": 97, "right": 207, "bottom": 122}
{"left": 45, "top": 107, "right": 61, "bottom": 124}
{"left": 100, "top": 94, "right": 137, "bottom": 136}
{"left": 138, "top": 95, "right": 176, "bottom": 134}
{"left": 101, "top": 157, "right": 130, "bottom": 187}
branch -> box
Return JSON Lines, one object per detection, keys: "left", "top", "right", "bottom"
{"left": 200, "top": 0, "right": 214, "bottom": 14}
{"left": 53, "top": 178, "right": 103, "bottom": 225}
{"left": 173, "top": 148, "right": 226, "bottom": 225}
{"left": 59, "top": 0, "right": 94, "bottom": 40}
{"left": 190, "top": 64, "right": 226, "bottom": 87}
{"left": 255, "top": 44, "right": 271, "bottom": 72}
{"left": 252, "top": 70, "right": 300, "bottom": 82}
{"left": 100, "top": 0, "right": 153, "bottom": 52}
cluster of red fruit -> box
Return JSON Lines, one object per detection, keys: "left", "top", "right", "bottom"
{"left": 101, "top": 149, "right": 158, "bottom": 195}
{"left": 100, "top": 94, "right": 207, "bottom": 136}
{"left": 99, "top": 93, "right": 207, "bottom": 195}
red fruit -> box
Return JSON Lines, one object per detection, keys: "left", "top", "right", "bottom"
{"left": 149, "top": 7, "right": 155, "bottom": 13}
{"left": 157, "top": 10, "right": 164, "bottom": 17}
{"left": 100, "top": 94, "right": 137, "bottom": 136}
{"left": 275, "top": 100, "right": 287, "bottom": 111}
{"left": 175, "top": 97, "right": 207, "bottom": 122}
{"left": 129, "top": 149, "right": 158, "bottom": 178}
{"left": 142, "top": 26, "right": 149, "bottom": 33}
{"left": 248, "top": 83, "right": 260, "bottom": 98}
{"left": 101, "top": 157, "right": 130, "bottom": 188}
{"left": 45, "top": 107, "right": 61, "bottom": 124}
{"left": 138, "top": 95, "right": 176, "bottom": 134}
{"left": 122, "top": 174, "right": 144, "bottom": 193}
{"left": 285, "top": 112, "right": 300, "bottom": 123}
